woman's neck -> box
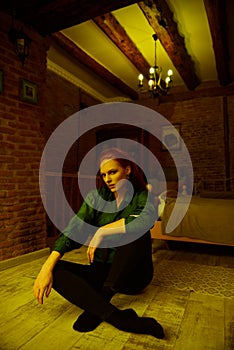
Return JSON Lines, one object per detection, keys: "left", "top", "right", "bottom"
{"left": 114, "top": 186, "right": 128, "bottom": 208}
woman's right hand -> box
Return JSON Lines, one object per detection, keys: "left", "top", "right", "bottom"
{"left": 33, "top": 251, "right": 61, "bottom": 304}
{"left": 33, "top": 268, "right": 53, "bottom": 304}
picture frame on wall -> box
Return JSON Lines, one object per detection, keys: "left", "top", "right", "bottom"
{"left": 0, "top": 70, "right": 3, "bottom": 93}
{"left": 161, "top": 123, "right": 181, "bottom": 151}
{"left": 20, "top": 79, "right": 38, "bottom": 104}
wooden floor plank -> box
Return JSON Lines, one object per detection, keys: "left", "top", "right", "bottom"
{"left": 19, "top": 306, "right": 83, "bottom": 350}
{"left": 174, "top": 293, "right": 224, "bottom": 350}
{"left": 121, "top": 290, "right": 190, "bottom": 350}
{"left": 0, "top": 244, "right": 233, "bottom": 350}
{"left": 0, "top": 294, "right": 73, "bottom": 350}
{"left": 0, "top": 259, "right": 47, "bottom": 315}
{"left": 224, "top": 298, "right": 234, "bottom": 350}
{"left": 0, "top": 257, "right": 74, "bottom": 350}
{"left": 70, "top": 324, "right": 131, "bottom": 350}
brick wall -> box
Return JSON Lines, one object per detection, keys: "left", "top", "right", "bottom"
{"left": 0, "top": 12, "right": 48, "bottom": 260}
{"left": 139, "top": 92, "right": 234, "bottom": 189}
{"left": 228, "top": 95, "right": 234, "bottom": 182}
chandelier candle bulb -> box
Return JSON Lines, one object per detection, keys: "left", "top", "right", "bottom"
{"left": 165, "top": 76, "right": 170, "bottom": 87}
{"left": 168, "top": 69, "right": 173, "bottom": 76}
{"left": 148, "top": 79, "right": 154, "bottom": 90}
{"left": 138, "top": 74, "right": 144, "bottom": 87}
{"left": 149, "top": 67, "right": 155, "bottom": 78}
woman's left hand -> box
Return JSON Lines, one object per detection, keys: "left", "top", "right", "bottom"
{"left": 87, "top": 229, "right": 104, "bottom": 263}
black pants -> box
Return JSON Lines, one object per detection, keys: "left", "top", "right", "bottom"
{"left": 53, "top": 233, "right": 153, "bottom": 320}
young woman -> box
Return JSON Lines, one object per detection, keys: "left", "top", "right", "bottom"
{"left": 33, "top": 148, "right": 164, "bottom": 339}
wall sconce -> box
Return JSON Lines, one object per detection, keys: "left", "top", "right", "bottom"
{"left": 9, "top": 27, "right": 31, "bottom": 66}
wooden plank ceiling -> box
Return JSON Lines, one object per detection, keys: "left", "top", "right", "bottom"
{"left": 1, "top": 0, "right": 232, "bottom": 100}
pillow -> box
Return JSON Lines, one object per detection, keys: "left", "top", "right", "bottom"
{"left": 157, "top": 190, "right": 178, "bottom": 217}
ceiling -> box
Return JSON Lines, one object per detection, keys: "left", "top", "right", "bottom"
{"left": 1, "top": 0, "right": 234, "bottom": 102}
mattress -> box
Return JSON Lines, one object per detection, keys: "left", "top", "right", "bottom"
{"left": 161, "top": 196, "right": 234, "bottom": 245}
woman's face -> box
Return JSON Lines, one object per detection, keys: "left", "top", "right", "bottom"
{"left": 100, "top": 159, "right": 131, "bottom": 194}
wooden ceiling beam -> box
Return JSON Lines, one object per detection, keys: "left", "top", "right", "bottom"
{"left": 203, "top": 0, "right": 231, "bottom": 86}
{"left": 52, "top": 32, "right": 138, "bottom": 100}
{"left": 8, "top": 0, "right": 138, "bottom": 35}
{"left": 138, "top": 0, "right": 200, "bottom": 90}
{"left": 93, "top": 13, "right": 150, "bottom": 78}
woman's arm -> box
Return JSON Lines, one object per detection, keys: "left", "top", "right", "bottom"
{"left": 97, "top": 218, "right": 126, "bottom": 235}
{"left": 87, "top": 218, "right": 126, "bottom": 263}
{"left": 87, "top": 190, "right": 157, "bottom": 263}
{"left": 33, "top": 251, "right": 61, "bottom": 304}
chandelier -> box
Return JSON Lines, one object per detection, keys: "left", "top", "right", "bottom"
{"left": 138, "top": 34, "right": 173, "bottom": 96}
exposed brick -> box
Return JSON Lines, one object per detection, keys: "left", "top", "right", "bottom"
{"left": 0, "top": 141, "right": 15, "bottom": 150}
{"left": 0, "top": 170, "right": 15, "bottom": 178}
{"left": 0, "top": 155, "right": 15, "bottom": 163}
{"left": 0, "top": 11, "right": 47, "bottom": 261}
{"left": 7, "top": 163, "right": 26, "bottom": 170}
{"left": 0, "top": 126, "right": 15, "bottom": 135}
{"left": 6, "top": 135, "right": 28, "bottom": 143}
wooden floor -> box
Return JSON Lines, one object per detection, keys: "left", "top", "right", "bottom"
{"left": 0, "top": 240, "right": 234, "bottom": 350}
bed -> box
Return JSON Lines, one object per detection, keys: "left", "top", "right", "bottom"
{"left": 150, "top": 178, "right": 234, "bottom": 246}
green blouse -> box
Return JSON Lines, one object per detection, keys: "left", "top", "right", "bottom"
{"left": 53, "top": 187, "right": 156, "bottom": 263}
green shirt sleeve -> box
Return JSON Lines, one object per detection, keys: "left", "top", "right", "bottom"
{"left": 52, "top": 190, "right": 98, "bottom": 256}
{"left": 52, "top": 188, "right": 157, "bottom": 257}
{"left": 124, "top": 190, "right": 157, "bottom": 235}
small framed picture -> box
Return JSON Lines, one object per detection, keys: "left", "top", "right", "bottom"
{"left": 20, "top": 79, "right": 38, "bottom": 104}
{"left": 161, "top": 124, "right": 181, "bottom": 151}
{"left": 0, "top": 70, "right": 3, "bottom": 93}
